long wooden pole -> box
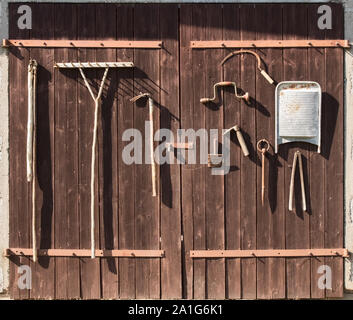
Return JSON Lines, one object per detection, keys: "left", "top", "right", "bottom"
{"left": 27, "top": 60, "right": 38, "bottom": 262}
{"left": 32, "top": 63, "right": 37, "bottom": 263}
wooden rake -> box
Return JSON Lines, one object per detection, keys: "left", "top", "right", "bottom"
{"left": 54, "top": 62, "right": 134, "bottom": 258}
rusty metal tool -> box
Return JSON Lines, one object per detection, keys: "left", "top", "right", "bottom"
{"left": 257, "top": 139, "right": 270, "bottom": 206}
{"left": 289, "top": 151, "right": 306, "bottom": 212}
{"left": 130, "top": 93, "right": 157, "bottom": 197}
{"left": 200, "top": 81, "right": 249, "bottom": 104}
{"left": 208, "top": 138, "right": 223, "bottom": 168}
{"left": 223, "top": 125, "right": 249, "bottom": 157}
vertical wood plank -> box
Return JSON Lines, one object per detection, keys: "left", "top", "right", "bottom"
{"left": 255, "top": 4, "right": 285, "bottom": 299}
{"left": 307, "top": 4, "right": 326, "bottom": 299}
{"left": 54, "top": 3, "right": 80, "bottom": 299}
{"left": 180, "top": 4, "right": 194, "bottom": 299}
{"left": 134, "top": 4, "right": 161, "bottom": 299}
{"left": 204, "top": 3, "right": 225, "bottom": 299}
{"left": 117, "top": 4, "right": 136, "bottom": 299}
{"left": 191, "top": 4, "right": 207, "bottom": 300}
{"left": 239, "top": 4, "right": 257, "bottom": 299}
{"left": 30, "top": 3, "right": 55, "bottom": 299}
{"left": 324, "top": 3, "right": 344, "bottom": 298}
{"left": 283, "top": 4, "right": 311, "bottom": 299}
{"left": 160, "top": 4, "right": 182, "bottom": 299}
{"left": 77, "top": 4, "right": 101, "bottom": 299}
{"left": 95, "top": 3, "right": 119, "bottom": 299}
{"left": 8, "top": 3, "right": 31, "bottom": 299}
{"left": 223, "top": 3, "right": 241, "bottom": 300}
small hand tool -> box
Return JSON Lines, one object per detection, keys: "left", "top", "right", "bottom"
{"left": 200, "top": 81, "right": 249, "bottom": 104}
{"left": 257, "top": 139, "right": 270, "bottom": 206}
{"left": 130, "top": 93, "right": 157, "bottom": 198}
{"left": 208, "top": 138, "right": 223, "bottom": 168}
{"left": 289, "top": 151, "right": 307, "bottom": 212}
{"left": 223, "top": 125, "right": 249, "bottom": 157}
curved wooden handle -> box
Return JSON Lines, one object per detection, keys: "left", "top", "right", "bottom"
{"left": 235, "top": 127, "right": 249, "bottom": 157}
{"left": 260, "top": 70, "right": 274, "bottom": 84}
{"left": 216, "top": 81, "right": 234, "bottom": 86}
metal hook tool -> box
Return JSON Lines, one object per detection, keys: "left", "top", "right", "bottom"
{"left": 200, "top": 81, "right": 249, "bottom": 104}
{"left": 289, "top": 151, "right": 306, "bottom": 212}
{"left": 257, "top": 139, "right": 270, "bottom": 206}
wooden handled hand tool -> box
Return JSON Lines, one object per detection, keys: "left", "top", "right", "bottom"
{"left": 220, "top": 49, "right": 275, "bottom": 85}
{"left": 257, "top": 139, "right": 270, "bottom": 206}
{"left": 130, "top": 93, "right": 157, "bottom": 197}
{"left": 208, "top": 138, "right": 223, "bottom": 168}
{"left": 27, "top": 59, "right": 38, "bottom": 262}
{"left": 223, "top": 125, "right": 249, "bottom": 157}
{"left": 200, "top": 81, "right": 249, "bottom": 104}
{"left": 289, "top": 151, "right": 306, "bottom": 212}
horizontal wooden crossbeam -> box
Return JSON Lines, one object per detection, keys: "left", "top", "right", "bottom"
{"left": 2, "top": 39, "right": 162, "bottom": 48}
{"left": 4, "top": 248, "right": 164, "bottom": 258}
{"left": 190, "top": 248, "right": 349, "bottom": 258}
{"left": 190, "top": 39, "right": 350, "bottom": 49}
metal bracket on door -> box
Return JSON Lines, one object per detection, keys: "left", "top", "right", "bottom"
{"left": 190, "top": 249, "right": 349, "bottom": 258}
{"left": 4, "top": 248, "right": 165, "bottom": 258}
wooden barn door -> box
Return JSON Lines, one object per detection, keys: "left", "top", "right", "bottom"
{"left": 179, "top": 3, "right": 344, "bottom": 299}
{"left": 8, "top": 3, "right": 182, "bottom": 300}
{"left": 8, "top": 3, "right": 344, "bottom": 299}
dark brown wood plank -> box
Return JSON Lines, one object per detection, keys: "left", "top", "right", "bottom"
{"left": 180, "top": 4, "right": 194, "bottom": 299}
{"left": 283, "top": 4, "right": 311, "bottom": 299}
{"left": 223, "top": 3, "right": 241, "bottom": 300}
{"left": 204, "top": 4, "right": 225, "bottom": 299}
{"left": 116, "top": 4, "right": 136, "bottom": 299}
{"left": 77, "top": 4, "right": 101, "bottom": 299}
{"left": 255, "top": 4, "right": 285, "bottom": 299}
{"left": 134, "top": 4, "right": 160, "bottom": 299}
{"left": 95, "top": 3, "right": 119, "bottom": 300}
{"left": 8, "top": 3, "right": 31, "bottom": 299}
{"left": 160, "top": 4, "right": 182, "bottom": 299}
{"left": 324, "top": 3, "right": 344, "bottom": 298}
{"left": 53, "top": 3, "right": 80, "bottom": 299}
{"left": 307, "top": 4, "right": 326, "bottom": 299}
{"left": 239, "top": 4, "right": 257, "bottom": 299}
{"left": 29, "top": 3, "right": 55, "bottom": 299}
{"left": 191, "top": 4, "right": 207, "bottom": 300}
